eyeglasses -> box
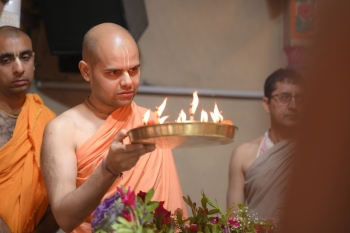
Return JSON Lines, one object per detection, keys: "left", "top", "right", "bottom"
{"left": 270, "top": 93, "right": 303, "bottom": 105}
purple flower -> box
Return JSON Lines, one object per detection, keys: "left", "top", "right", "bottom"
{"left": 91, "top": 193, "right": 120, "bottom": 229}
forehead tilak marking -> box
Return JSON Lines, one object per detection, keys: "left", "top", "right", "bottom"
{"left": 115, "top": 37, "right": 130, "bottom": 79}
{"left": 10, "top": 37, "right": 22, "bottom": 67}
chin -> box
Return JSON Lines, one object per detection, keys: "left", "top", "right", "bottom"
{"left": 283, "top": 121, "right": 299, "bottom": 129}
{"left": 116, "top": 99, "right": 133, "bottom": 107}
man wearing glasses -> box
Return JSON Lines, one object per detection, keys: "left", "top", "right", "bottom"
{"left": 227, "top": 68, "right": 304, "bottom": 219}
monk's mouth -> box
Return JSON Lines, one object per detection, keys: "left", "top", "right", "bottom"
{"left": 118, "top": 92, "right": 134, "bottom": 99}
{"left": 12, "top": 79, "right": 29, "bottom": 87}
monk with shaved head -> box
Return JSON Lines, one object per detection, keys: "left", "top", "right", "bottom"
{"left": 41, "top": 23, "right": 187, "bottom": 233}
{"left": 0, "top": 26, "right": 58, "bottom": 233}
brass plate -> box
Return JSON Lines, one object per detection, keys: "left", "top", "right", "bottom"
{"left": 127, "top": 122, "right": 238, "bottom": 149}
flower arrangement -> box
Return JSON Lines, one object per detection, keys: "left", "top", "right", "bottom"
{"left": 91, "top": 186, "right": 277, "bottom": 233}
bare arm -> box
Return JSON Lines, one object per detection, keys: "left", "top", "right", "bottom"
{"left": 226, "top": 146, "right": 247, "bottom": 209}
{"left": 41, "top": 118, "right": 155, "bottom": 232}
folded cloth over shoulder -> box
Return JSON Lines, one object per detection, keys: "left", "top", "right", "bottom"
{"left": 73, "top": 102, "right": 187, "bottom": 233}
{"left": 0, "top": 94, "right": 56, "bottom": 233}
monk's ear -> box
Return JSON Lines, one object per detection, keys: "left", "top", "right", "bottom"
{"left": 262, "top": 97, "right": 271, "bottom": 114}
{"left": 32, "top": 52, "right": 35, "bottom": 71}
{"left": 79, "top": 60, "right": 91, "bottom": 82}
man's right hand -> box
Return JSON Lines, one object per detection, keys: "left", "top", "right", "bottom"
{"left": 0, "top": 218, "right": 10, "bottom": 233}
{"left": 104, "top": 129, "right": 156, "bottom": 176}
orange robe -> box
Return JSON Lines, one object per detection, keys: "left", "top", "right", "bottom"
{"left": 0, "top": 94, "right": 56, "bottom": 233}
{"left": 73, "top": 102, "right": 187, "bottom": 233}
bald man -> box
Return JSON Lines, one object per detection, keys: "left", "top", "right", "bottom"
{"left": 0, "top": 26, "right": 58, "bottom": 233}
{"left": 41, "top": 23, "right": 186, "bottom": 233}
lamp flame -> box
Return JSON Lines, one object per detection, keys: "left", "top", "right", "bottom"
{"left": 159, "top": 116, "right": 169, "bottom": 124}
{"left": 200, "top": 109, "right": 208, "bottom": 122}
{"left": 191, "top": 91, "right": 199, "bottom": 114}
{"left": 176, "top": 109, "right": 187, "bottom": 122}
{"left": 210, "top": 103, "right": 223, "bottom": 123}
{"left": 156, "top": 97, "right": 168, "bottom": 118}
{"left": 142, "top": 109, "right": 151, "bottom": 125}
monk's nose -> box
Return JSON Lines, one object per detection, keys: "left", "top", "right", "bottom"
{"left": 121, "top": 71, "right": 132, "bottom": 86}
{"left": 13, "top": 59, "right": 25, "bottom": 76}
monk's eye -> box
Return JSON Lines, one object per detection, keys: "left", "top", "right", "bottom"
{"left": 109, "top": 70, "right": 122, "bottom": 76}
{"left": 128, "top": 67, "right": 139, "bottom": 75}
{"left": 1, "top": 56, "right": 12, "bottom": 64}
{"left": 20, "top": 54, "right": 31, "bottom": 61}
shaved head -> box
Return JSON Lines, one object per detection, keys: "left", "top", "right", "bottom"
{"left": 0, "top": 26, "right": 30, "bottom": 41}
{"left": 82, "top": 23, "right": 138, "bottom": 65}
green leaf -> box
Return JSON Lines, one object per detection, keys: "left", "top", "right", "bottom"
{"left": 201, "top": 196, "right": 207, "bottom": 209}
{"left": 117, "top": 217, "right": 133, "bottom": 227}
{"left": 146, "top": 202, "right": 159, "bottom": 212}
{"left": 144, "top": 228, "right": 155, "bottom": 233}
{"left": 143, "top": 213, "right": 154, "bottom": 223}
{"left": 183, "top": 196, "right": 191, "bottom": 206}
{"left": 212, "top": 224, "right": 219, "bottom": 233}
{"left": 214, "top": 199, "right": 222, "bottom": 213}
{"left": 145, "top": 188, "right": 155, "bottom": 204}
{"left": 207, "top": 209, "right": 220, "bottom": 215}
{"left": 187, "top": 195, "right": 194, "bottom": 206}
{"left": 116, "top": 229, "right": 135, "bottom": 233}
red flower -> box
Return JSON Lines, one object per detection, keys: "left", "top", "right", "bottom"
{"left": 227, "top": 217, "right": 240, "bottom": 228}
{"left": 210, "top": 216, "right": 219, "bottom": 224}
{"left": 137, "top": 190, "right": 147, "bottom": 202}
{"left": 117, "top": 186, "right": 136, "bottom": 208}
{"left": 122, "top": 210, "right": 132, "bottom": 221}
{"left": 188, "top": 224, "right": 197, "bottom": 232}
{"left": 154, "top": 201, "right": 171, "bottom": 224}
{"left": 297, "top": 3, "right": 314, "bottom": 19}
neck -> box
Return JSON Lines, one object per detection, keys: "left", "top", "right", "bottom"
{"left": 0, "top": 93, "right": 26, "bottom": 113}
{"left": 268, "top": 127, "right": 294, "bottom": 144}
{"left": 84, "top": 95, "right": 115, "bottom": 118}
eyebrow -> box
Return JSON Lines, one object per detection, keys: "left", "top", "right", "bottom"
{"left": 104, "top": 64, "right": 141, "bottom": 71}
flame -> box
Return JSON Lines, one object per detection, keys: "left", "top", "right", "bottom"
{"left": 159, "top": 115, "right": 169, "bottom": 124}
{"left": 176, "top": 109, "right": 187, "bottom": 122}
{"left": 190, "top": 91, "right": 199, "bottom": 114}
{"left": 142, "top": 109, "right": 151, "bottom": 125}
{"left": 157, "top": 97, "right": 168, "bottom": 117}
{"left": 210, "top": 103, "right": 223, "bottom": 123}
{"left": 200, "top": 109, "right": 208, "bottom": 122}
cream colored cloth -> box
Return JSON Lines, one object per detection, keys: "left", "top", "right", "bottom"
{"left": 245, "top": 140, "right": 295, "bottom": 220}
{"left": 256, "top": 131, "right": 275, "bottom": 158}
{"left": 72, "top": 102, "right": 187, "bottom": 233}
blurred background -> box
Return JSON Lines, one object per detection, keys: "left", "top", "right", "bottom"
{"left": 12, "top": 0, "right": 312, "bottom": 212}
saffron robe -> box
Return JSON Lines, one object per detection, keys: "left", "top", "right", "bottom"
{"left": 244, "top": 140, "right": 295, "bottom": 220}
{"left": 0, "top": 94, "right": 56, "bottom": 233}
{"left": 73, "top": 102, "right": 187, "bottom": 233}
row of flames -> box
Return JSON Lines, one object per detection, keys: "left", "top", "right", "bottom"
{"left": 142, "top": 91, "right": 224, "bottom": 125}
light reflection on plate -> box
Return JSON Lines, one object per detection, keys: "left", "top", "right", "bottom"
{"left": 127, "top": 122, "right": 238, "bottom": 149}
